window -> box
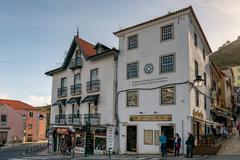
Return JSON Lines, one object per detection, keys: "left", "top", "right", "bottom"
{"left": 204, "top": 96, "right": 207, "bottom": 110}
{"left": 90, "top": 68, "right": 98, "bottom": 81}
{"left": 127, "top": 62, "right": 139, "bottom": 78}
{"left": 29, "top": 112, "right": 33, "bottom": 118}
{"left": 161, "top": 24, "right": 173, "bottom": 41}
{"left": 1, "top": 115, "right": 7, "bottom": 123}
{"left": 194, "top": 32, "right": 198, "bottom": 47}
{"left": 61, "top": 77, "right": 67, "bottom": 88}
{"left": 127, "top": 90, "right": 138, "bottom": 106}
{"left": 238, "top": 68, "right": 240, "bottom": 72}
{"left": 128, "top": 35, "right": 138, "bottom": 49}
{"left": 74, "top": 73, "right": 81, "bottom": 85}
{"left": 204, "top": 72, "right": 206, "bottom": 86}
{"left": 195, "top": 90, "right": 199, "bottom": 107}
{"left": 203, "top": 48, "right": 205, "bottom": 60}
{"left": 161, "top": 87, "right": 175, "bottom": 104}
{"left": 160, "top": 55, "right": 175, "bottom": 73}
{"left": 195, "top": 61, "right": 198, "bottom": 77}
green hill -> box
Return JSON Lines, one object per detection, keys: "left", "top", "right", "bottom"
{"left": 210, "top": 36, "right": 240, "bottom": 69}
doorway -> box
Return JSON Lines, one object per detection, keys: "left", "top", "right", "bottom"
{"left": 161, "top": 125, "right": 174, "bottom": 153}
{"left": 126, "top": 126, "right": 137, "bottom": 152}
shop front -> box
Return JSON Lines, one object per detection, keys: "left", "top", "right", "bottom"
{"left": 48, "top": 126, "right": 75, "bottom": 153}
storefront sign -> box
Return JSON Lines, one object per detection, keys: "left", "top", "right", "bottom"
{"left": 56, "top": 128, "right": 68, "bottom": 135}
{"left": 144, "top": 130, "right": 153, "bottom": 145}
{"left": 106, "top": 126, "right": 114, "bottom": 151}
{"left": 129, "top": 114, "right": 172, "bottom": 121}
{"left": 132, "top": 77, "right": 168, "bottom": 86}
{"left": 193, "top": 110, "right": 203, "bottom": 119}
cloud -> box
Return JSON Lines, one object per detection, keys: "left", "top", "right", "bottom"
{"left": 27, "top": 95, "right": 51, "bottom": 107}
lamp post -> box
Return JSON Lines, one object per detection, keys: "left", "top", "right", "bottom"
{"left": 84, "top": 102, "right": 92, "bottom": 157}
{"left": 193, "top": 75, "right": 204, "bottom": 88}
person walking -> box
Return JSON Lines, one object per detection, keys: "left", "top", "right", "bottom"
{"left": 185, "top": 132, "right": 195, "bottom": 158}
{"left": 237, "top": 122, "right": 240, "bottom": 136}
{"left": 174, "top": 133, "right": 181, "bottom": 157}
{"left": 159, "top": 131, "right": 167, "bottom": 157}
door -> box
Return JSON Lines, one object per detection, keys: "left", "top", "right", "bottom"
{"left": 0, "top": 131, "right": 7, "bottom": 144}
{"left": 127, "top": 126, "right": 137, "bottom": 152}
{"left": 161, "top": 126, "right": 174, "bottom": 153}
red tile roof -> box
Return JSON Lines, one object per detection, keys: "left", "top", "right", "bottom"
{"left": 0, "top": 99, "right": 36, "bottom": 110}
{"left": 75, "top": 36, "right": 96, "bottom": 57}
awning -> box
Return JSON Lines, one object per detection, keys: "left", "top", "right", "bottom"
{"left": 81, "top": 94, "right": 99, "bottom": 104}
{"left": 211, "top": 109, "right": 232, "bottom": 120}
{"left": 52, "top": 99, "right": 66, "bottom": 106}
{"left": 193, "top": 117, "right": 223, "bottom": 126}
{"left": 67, "top": 96, "right": 81, "bottom": 105}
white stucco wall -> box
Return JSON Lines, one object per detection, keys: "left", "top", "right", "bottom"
{"left": 117, "top": 12, "right": 211, "bottom": 154}
{"left": 50, "top": 46, "right": 115, "bottom": 126}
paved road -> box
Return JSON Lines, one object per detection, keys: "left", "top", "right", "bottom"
{"left": 0, "top": 143, "right": 47, "bottom": 160}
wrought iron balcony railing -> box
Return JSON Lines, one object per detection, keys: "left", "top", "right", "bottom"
{"left": 86, "top": 80, "right": 100, "bottom": 93}
{"left": 84, "top": 113, "right": 101, "bottom": 125}
{"left": 55, "top": 114, "right": 67, "bottom": 124}
{"left": 57, "top": 87, "right": 67, "bottom": 98}
{"left": 71, "top": 84, "right": 82, "bottom": 96}
{"left": 69, "top": 57, "right": 83, "bottom": 69}
{"left": 68, "top": 114, "right": 82, "bottom": 124}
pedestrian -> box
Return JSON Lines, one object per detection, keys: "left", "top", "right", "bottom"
{"left": 159, "top": 131, "right": 167, "bottom": 157}
{"left": 185, "top": 132, "right": 195, "bottom": 158}
{"left": 237, "top": 122, "right": 240, "bottom": 136}
{"left": 174, "top": 133, "right": 181, "bottom": 157}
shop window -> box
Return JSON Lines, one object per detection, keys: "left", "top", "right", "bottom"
{"left": 75, "top": 131, "right": 85, "bottom": 147}
{"left": 95, "top": 137, "right": 106, "bottom": 150}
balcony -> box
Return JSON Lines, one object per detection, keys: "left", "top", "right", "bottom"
{"left": 68, "top": 114, "right": 82, "bottom": 124}
{"left": 71, "top": 84, "right": 82, "bottom": 96}
{"left": 69, "top": 57, "right": 83, "bottom": 69}
{"left": 55, "top": 115, "right": 67, "bottom": 124}
{"left": 84, "top": 113, "right": 101, "bottom": 125}
{"left": 87, "top": 80, "right": 100, "bottom": 93}
{"left": 57, "top": 87, "right": 67, "bottom": 98}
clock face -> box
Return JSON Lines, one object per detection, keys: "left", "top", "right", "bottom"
{"left": 144, "top": 63, "right": 154, "bottom": 74}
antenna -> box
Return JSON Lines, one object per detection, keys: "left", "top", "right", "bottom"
{"left": 77, "top": 27, "right": 79, "bottom": 37}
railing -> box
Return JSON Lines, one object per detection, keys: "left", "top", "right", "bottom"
{"left": 55, "top": 115, "right": 67, "bottom": 124}
{"left": 86, "top": 80, "right": 100, "bottom": 93}
{"left": 68, "top": 114, "right": 82, "bottom": 124}
{"left": 84, "top": 113, "right": 101, "bottom": 125}
{"left": 71, "top": 84, "right": 82, "bottom": 96}
{"left": 69, "top": 57, "right": 83, "bottom": 69}
{"left": 57, "top": 87, "right": 67, "bottom": 98}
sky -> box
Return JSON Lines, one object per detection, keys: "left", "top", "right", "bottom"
{"left": 0, "top": 0, "right": 240, "bottom": 106}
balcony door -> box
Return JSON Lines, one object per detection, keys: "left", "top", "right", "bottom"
{"left": 61, "top": 77, "right": 66, "bottom": 88}
{"left": 90, "top": 68, "right": 98, "bottom": 81}
{"left": 74, "top": 74, "right": 81, "bottom": 85}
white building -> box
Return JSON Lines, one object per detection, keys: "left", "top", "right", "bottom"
{"left": 114, "top": 6, "right": 212, "bottom": 154}
{"left": 45, "top": 35, "right": 118, "bottom": 154}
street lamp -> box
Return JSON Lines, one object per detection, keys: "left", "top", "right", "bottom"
{"left": 193, "top": 75, "right": 204, "bottom": 88}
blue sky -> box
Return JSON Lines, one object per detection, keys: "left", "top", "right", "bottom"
{"left": 0, "top": 0, "right": 240, "bottom": 106}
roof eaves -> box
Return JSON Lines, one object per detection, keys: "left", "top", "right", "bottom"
{"left": 87, "top": 48, "right": 119, "bottom": 60}
{"left": 113, "top": 6, "right": 191, "bottom": 35}
{"left": 45, "top": 67, "right": 63, "bottom": 76}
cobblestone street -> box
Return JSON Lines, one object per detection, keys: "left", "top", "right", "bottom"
{"left": 217, "top": 135, "right": 240, "bottom": 155}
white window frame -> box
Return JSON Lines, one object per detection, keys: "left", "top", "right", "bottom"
{"left": 127, "top": 62, "right": 139, "bottom": 79}
{"left": 161, "top": 24, "right": 174, "bottom": 41}
{"left": 160, "top": 54, "right": 175, "bottom": 74}
{"left": 128, "top": 34, "right": 138, "bottom": 49}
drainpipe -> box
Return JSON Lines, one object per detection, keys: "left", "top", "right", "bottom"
{"left": 113, "top": 51, "right": 119, "bottom": 154}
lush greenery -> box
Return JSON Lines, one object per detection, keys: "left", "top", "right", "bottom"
{"left": 210, "top": 37, "right": 240, "bottom": 69}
